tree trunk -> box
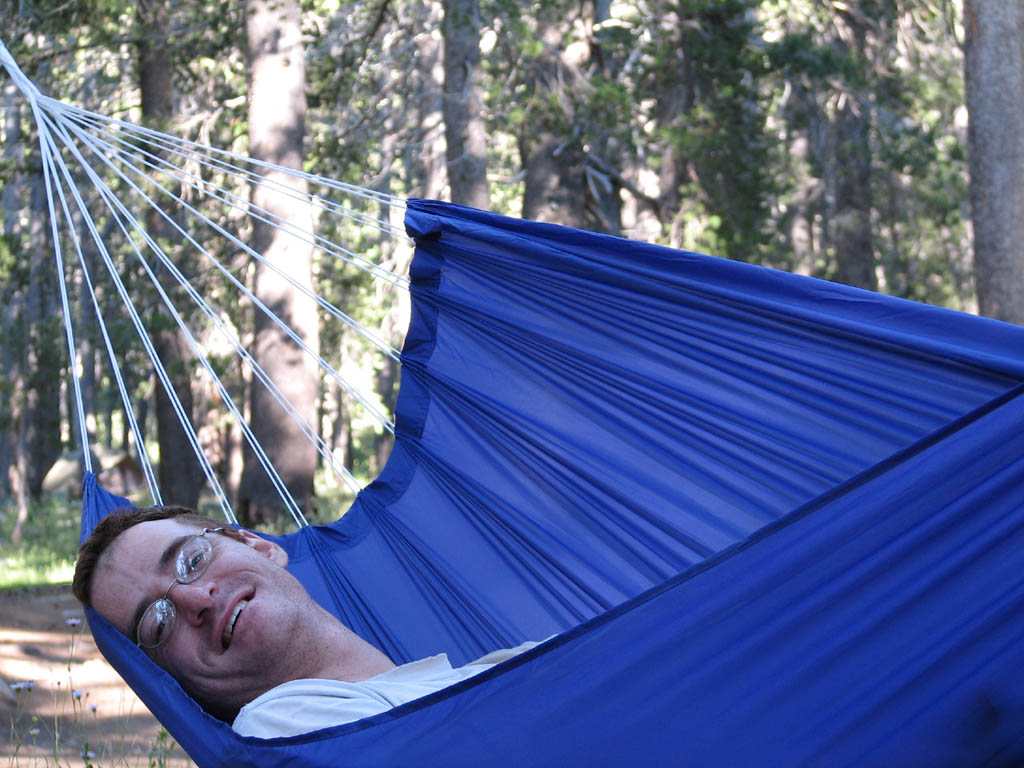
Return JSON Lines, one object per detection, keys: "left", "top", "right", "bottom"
{"left": 1, "top": 80, "right": 22, "bottom": 495}
{"left": 519, "top": 20, "right": 592, "bottom": 230}
{"left": 238, "top": 0, "right": 319, "bottom": 524}
{"left": 9, "top": 407, "right": 30, "bottom": 543}
{"left": 139, "top": 0, "right": 204, "bottom": 510}
{"left": 585, "top": 0, "right": 621, "bottom": 236}
{"left": 828, "top": 11, "right": 876, "bottom": 292}
{"left": 964, "top": 0, "right": 1024, "bottom": 323}
{"left": 25, "top": 173, "right": 62, "bottom": 496}
{"left": 831, "top": 98, "right": 876, "bottom": 290}
{"left": 77, "top": 247, "right": 97, "bottom": 450}
{"left": 442, "top": 0, "right": 489, "bottom": 208}
{"left": 329, "top": 382, "right": 353, "bottom": 473}
{"left": 1, "top": 149, "right": 60, "bottom": 499}
{"left": 523, "top": 136, "right": 589, "bottom": 228}
{"left": 373, "top": 355, "right": 399, "bottom": 474}
{"left": 370, "top": 89, "right": 411, "bottom": 477}
{"left": 411, "top": 5, "right": 447, "bottom": 200}
{"left": 656, "top": 77, "right": 691, "bottom": 249}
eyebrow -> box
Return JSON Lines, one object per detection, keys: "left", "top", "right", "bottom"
{"left": 128, "top": 533, "right": 195, "bottom": 643}
{"left": 159, "top": 533, "right": 195, "bottom": 571}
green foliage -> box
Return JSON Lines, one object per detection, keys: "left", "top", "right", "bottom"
{"left": 0, "top": 230, "right": 19, "bottom": 284}
{"left": 0, "top": 495, "right": 80, "bottom": 590}
{"left": 148, "top": 728, "right": 182, "bottom": 768}
{"left": 766, "top": 31, "right": 851, "bottom": 80}
{"left": 642, "top": 0, "right": 776, "bottom": 258}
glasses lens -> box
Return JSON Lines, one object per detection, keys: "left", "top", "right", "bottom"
{"left": 138, "top": 598, "right": 176, "bottom": 648}
{"left": 174, "top": 535, "right": 214, "bottom": 583}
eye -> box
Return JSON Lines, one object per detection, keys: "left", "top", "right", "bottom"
{"left": 153, "top": 614, "right": 170, "bottom": 643}
{"left": 174, "top": 537, "right": 213, "bottom": 582}
{"left": 138, "top": 599, "right": 176, "bottom": 648}
{"left": 185, "top": 551, "right": 205, "bottom": 572}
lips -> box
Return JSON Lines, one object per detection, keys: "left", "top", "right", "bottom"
{"left": 222, "top": 599, "right": 248, "bottom": 650}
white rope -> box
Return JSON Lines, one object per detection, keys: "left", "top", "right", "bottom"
{"left": 57, "top": 115, "right": 368, "bottom": 495}
{"left": 58, "top": 115, "right": 398, "bottom": 434}
{"left": 40, "top": 107, "right": 318, "bottom": 524}
{"left": 59, "top": 105, "right": 413, "bottom": 284}
{"left": 43, "top": 95, "right": 410, "bottom": 224}
{"left": 40, "top": 147, "right": 164, "bottom": 504}
{"left": 0, "top": 41, "right": 38, "bottom": 101}
{"left": 2, "top": 38, "right": 408, "bottom": 516}
{"left": 59, "top": 112, "right": 410, "bottom": 334}
{"left": 31, "top": 101, "right": 93, "bottom": 474}
{"left": 38, "top": 109, "right": 237, "bottom": 519}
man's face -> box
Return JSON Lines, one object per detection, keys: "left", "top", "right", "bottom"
{"left": 90, "top": 518, "right": 321, "bottom": 715}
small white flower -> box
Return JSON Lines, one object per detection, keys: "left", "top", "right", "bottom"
{"left": 81, "top": 750, "right": 95, "bottom": 759}
{"left": 72, "top": 689, "right": 85, "bottom": 699}
{"left": 89, "top": 704, "right": 98, "bottom": 713}
{"left": 65, "top": 617, "right": 82, "bottom": 627}
{"left": 10, "top": 681, "right": 35, "bottom": 691}
{"left": 28, "top": 728, "right": 40, "bottom": 736}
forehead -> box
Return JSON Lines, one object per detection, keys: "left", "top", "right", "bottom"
{"left": 102, "top": 517, "right": 202, "bottom": 570}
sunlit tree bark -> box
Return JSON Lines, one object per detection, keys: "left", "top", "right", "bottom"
{"left": 964, "top": 0, "right": 1024, "bottom": 323}
{"left": 442, "top": 0, "right": 489, "bottom": 208}
{"left": 238, "top": 0, "right": 319, "bottom": 523}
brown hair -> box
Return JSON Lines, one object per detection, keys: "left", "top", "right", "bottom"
{"left": 72, "top": 505, "right": 230, "bottom": 607}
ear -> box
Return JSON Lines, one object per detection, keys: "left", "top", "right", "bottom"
{"left": 237, "top": 529, "right": 289, "bottom": 567}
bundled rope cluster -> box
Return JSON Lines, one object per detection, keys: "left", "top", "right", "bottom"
{"left": 1, "top": 38, "right": 411, "bottom": 523}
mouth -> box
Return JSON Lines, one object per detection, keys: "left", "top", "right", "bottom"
{"left": 221, "top": 599, "right": 248, "bottom": 650}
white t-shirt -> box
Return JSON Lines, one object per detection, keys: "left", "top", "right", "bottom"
{"left": 233, "top": 641, "right": 539, "bottom": 738}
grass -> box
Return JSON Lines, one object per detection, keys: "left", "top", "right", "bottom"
{"left": 0, "top": 495, "right": 81, "bottom": 591}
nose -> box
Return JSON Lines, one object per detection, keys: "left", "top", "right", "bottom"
{"left": 168, "top": 581, "right": 216, "bottom": 626}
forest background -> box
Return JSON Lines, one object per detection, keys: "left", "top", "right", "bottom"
{"left": 1, "top": 0, "right": 1021, "bottom": 538}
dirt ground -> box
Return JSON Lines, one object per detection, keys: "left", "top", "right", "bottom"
{"left": 0, "top": 585, "right": 192, "bottom": 767}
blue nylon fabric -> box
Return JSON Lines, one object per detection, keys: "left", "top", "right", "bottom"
{"left": 81, "top": 200, "right": 1024, "bottom": 766}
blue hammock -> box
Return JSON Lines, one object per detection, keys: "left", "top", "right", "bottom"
{"left": 82, "top": 200, "right": 1024, "bottom": 767}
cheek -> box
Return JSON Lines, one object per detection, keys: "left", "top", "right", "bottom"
{"left": 154, "top": 641, "right": 195, "bottom": 682}
{"left": 156, "top": 624, "right": 218, "bottom": 681}
{"left": 235, "top": 594, "right": 290, "bottom": 647}
{"left": 157, "top": 644, "right": 233, "bottom": 708}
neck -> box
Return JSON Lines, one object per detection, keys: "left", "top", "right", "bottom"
{"left": 300, "top": 602, "right": 396, "bottom": 683}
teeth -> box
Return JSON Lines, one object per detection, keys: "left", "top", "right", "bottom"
{"left": 223, "top": 600, "right": 248, "bottom": 648}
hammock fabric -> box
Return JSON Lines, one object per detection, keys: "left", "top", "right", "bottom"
{"left": 82, "top": 200, "right": 1024, "bottom": 767}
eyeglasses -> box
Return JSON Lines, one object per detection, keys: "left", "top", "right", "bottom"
{"left": 136, "top": 527, "right": 224, "bottom": 649}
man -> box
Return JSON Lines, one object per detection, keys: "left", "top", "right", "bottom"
{"left": 73, "top": 506, "right": 538, "bottom": 738}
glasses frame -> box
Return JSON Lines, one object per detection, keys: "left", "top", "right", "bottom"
{"left": 135, "top": 527, "right": 225, "bottom": 649}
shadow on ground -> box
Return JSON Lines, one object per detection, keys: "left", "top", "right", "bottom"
{"left": 1, "top": 585, "right": 192, "bottom": 767}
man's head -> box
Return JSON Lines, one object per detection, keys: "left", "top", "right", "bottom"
{"left": 73, "top": 506, "right": 229, "bottom": 606}
{"left": 74, "top": 506, "right": 334, "bottom": 720}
